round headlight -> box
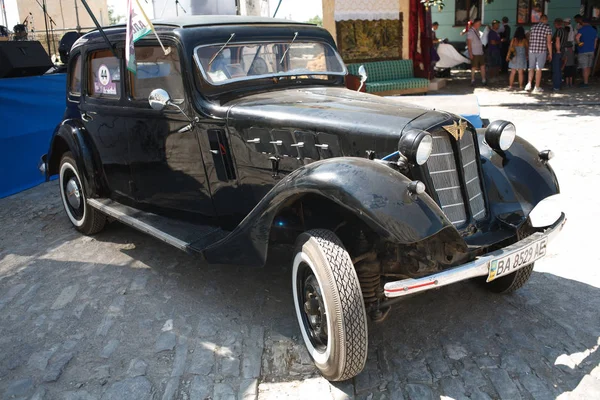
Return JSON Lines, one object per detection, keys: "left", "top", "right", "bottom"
{"left": 485, "top": 120, "right": 516, "bottom": 151}
{"left": 399, "top": 130, "right": 433, "bottom": 166}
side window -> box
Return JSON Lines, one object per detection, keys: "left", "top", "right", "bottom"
{"left": 69, "top": 54, "right": 82, "bottom": 95}
{"left": 129, "top": 46, "right": 184, "bottom": 102}
{"left": 88, "top": 49, "right": 121, "bottom": 99}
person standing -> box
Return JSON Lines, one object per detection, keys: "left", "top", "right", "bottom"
{"left": 467, "top": 18, "right": 487, "bottom": 86}
{"left": 432, "top": 22, "right": 440, "bottom": 45}
{"left": 524, "top": 15, "right": 552, "bottom": 93}
{"left": 551, "top": 18, "right": 567, "bottom": 91}
{"left": 500, "top": 17, "right": 512, "bottom": 73}
{"left": 486, "top": 20, "right": 502, "bottom": 80}
{"left": 576, "top": 18, "right": 599, "bottom": 87}
{"left": 507, "top": 26, "right": 528, "bottom": 90}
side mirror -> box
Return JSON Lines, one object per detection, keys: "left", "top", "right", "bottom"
{"left": 357, "top": 65, "right": 367, "bottom": 92}
{"left": 148, "top": 88, "right": 171, "bottom": 111}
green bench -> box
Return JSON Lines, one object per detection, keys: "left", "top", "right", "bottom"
{"left": 346, "top": 60, "right": 429, "bottom": 95}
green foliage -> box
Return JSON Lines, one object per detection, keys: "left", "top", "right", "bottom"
{"left": 307, "top": 15, "right": 323, "bottom": 27}
{"left": 108, "top": 6, "right": 123, "bottom": 26}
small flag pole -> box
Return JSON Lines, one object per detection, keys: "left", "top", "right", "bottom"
{"left": 135, "top": 0, "right": 170, "bottom": 55}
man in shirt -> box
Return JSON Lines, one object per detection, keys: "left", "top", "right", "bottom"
{"left": 524, "top": 15, "right": 553, "bottom": 93}
{"left": 576, "top": 18, "right": 599, "bottom": 87}
{"left": 467, "top": 18, "right": 486, "bottom": 86}
{"left": 551, "top": 18, "right": 567, "bottom": 91}
{"left": 432, "top": 22, "right": 440, "bottom": 45}
{"left": 499, "top": 17, "right": 512, "bottom": 73}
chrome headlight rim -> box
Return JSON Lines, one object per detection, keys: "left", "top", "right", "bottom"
{"left": 485, "top": 120, "right": 516, "bottom": 151}
{"left": 399, "top": 129, "right": 433, "bottom": 166}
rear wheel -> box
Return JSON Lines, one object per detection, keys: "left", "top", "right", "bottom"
{"left": 486, "top": 263, "right": 535, "bottom": 294}
{"left": 292, "top": 229, "right": 368, "bottom": 381}
{"left": 59, "top": 152, "right": 106, "bottom": 235}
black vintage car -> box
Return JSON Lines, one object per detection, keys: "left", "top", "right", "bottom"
{"left": 40, "top": 15, "right": 566, "bottom": 381}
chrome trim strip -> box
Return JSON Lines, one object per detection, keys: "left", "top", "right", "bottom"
{"left": 463, "top": 159, "right": 476, "bottom": 168}
{"left": 442, "top": 202, "right": 463, "bottom": 209}
{"left": 470, "top": 193, "right": 482, "bottom": 201}
{"left": 87, "top": 199, "right": 189, "bottom": 251}
{"left": 466, "top": 176, "right": 479, "bottom": 184}
{"left": 436, "top": 185, "right": 461, "bottom": 192}
{"left": 472, "top": 208, "right": 485, "bottom": 217}
{"left": 430, "top": 152, "right": 454, "bottom": 157}
{"left": 383, "top": 213, "right": 566, "bottom": 298}
{"left": 430, "top": 168, "right": 456, "bottom": 175}
{"left": 461, "top": 144, "right": 473, "bottom": 151}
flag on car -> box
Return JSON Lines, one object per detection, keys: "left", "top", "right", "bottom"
{"left": 126, "top": 0, "right": 169, "bottom": 73}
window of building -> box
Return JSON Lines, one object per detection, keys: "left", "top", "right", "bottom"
{"left": 581, "top": 1, "right": 600, "bottom": 23}
{"left": 455, "top": 0, "right": 481, "bottom": 26}
{"left": 69, "top": 54, "right": 82, "bottom": 95}
{"left": 129, "top": 45, "right": 185, "bottom": 102}
{"left": 88, "top": 49, "right": 121, "bottom": 99}
{"left": 517, "top": 0, "right": 548, "bottom": 25}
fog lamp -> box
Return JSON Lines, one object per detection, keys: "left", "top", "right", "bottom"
{"left": 408, "top": 180, "right": 426, "bottom": 195}
{"left": 485, "top": 120, "right": 516, "bottom": 151}
{"left": 539, "top": 149, "right": 554, "bottom": 161}
{"left": 399, "top": 130, "right": 433, "bottom": 166}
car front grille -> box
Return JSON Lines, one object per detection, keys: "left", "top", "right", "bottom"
{"left": 425, "top": 126, "right": 486, "bottom": 227}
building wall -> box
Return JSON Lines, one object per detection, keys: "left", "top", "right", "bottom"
{"left": 16, "top": 0, "right": 108, "bottom": 33}
{"left": 432, "top": 0, "right": 593, "bottom": 45}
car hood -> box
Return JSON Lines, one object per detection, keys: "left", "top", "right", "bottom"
{"left": 225, "top": 86, "right": 457, "bottom": 156}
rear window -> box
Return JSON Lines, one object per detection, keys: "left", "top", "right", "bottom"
{"left": 88, "top": 49, "right": 121, "bottom": 99}
{"left": 129, "top": 46, "right": 184, "bottom": 102}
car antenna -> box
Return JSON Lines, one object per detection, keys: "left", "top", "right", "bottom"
{"left": 79, "top": 0, "right": 119, "bottom": 59}
{"left": 279, "top": 32, "right": 298, "bottom": 65}
{"left": 208, "top": 33, "right": 236, "bottom": 67}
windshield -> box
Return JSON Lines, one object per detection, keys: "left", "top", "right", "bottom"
{"left": 194, "top": 41, "right": 346, "bottom": 85}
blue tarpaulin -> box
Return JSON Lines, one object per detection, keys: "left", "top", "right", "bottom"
{"left": 0, "top": 74, "right": 66, "bottom": 198}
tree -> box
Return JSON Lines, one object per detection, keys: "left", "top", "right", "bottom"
{"left": 108, "top": 6, "right": 123, "bottom": 26}
{"left": 307, "top": 15, "right": 323, "bottom": 27}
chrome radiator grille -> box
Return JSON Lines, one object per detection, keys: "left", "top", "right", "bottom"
{"left": 425, "top": 128, "right": 486, "bottom": 227}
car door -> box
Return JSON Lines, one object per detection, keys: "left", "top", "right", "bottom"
{"left": 80, "top": 47, "right": 133, "bottom": 199}
{"left": 124, "top": 43, "right": 216, "bottom": 218}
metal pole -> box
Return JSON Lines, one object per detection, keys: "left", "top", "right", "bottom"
{"left": 1, "top": 0, "right": 8, "bottom": 28}
{"left": 42, "top": 0, "right": 52, "bottom": 55}
{"left": 74, "top": 0, "right": 81, "bottom": 33}
{"left": 79, "top": 0, "right": 119, "bottom": 58}
{"left": 272, "top": 0, "right": 283, "bottom": 18}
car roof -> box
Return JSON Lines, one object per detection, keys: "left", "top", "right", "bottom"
{"left": 109, "top": 15, "right": 313, "bottom": 30}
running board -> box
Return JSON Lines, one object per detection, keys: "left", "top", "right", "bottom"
{"left": 87, "top": 198, "right": 229, "bottom": 253}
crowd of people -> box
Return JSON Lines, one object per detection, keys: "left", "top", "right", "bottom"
{"left": 441, "top": 14, "right": 599, "bottom": 92}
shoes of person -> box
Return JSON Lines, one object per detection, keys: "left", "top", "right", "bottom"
{"left": 471, "top": 80, "right": 476, "bottom": 87}
{"left": 579, "top": 83, "right": 590, "bottom": 88}
{"left": 482, "top": 81, "right": 488, "bottom": 86}
{"left": 524, "top": 83, "right": 532, "bottom": 91}
{"left": 532, "top": 87, "right": 544, "bottom": 93}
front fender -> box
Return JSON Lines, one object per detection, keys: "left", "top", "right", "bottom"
{"left": 47, "top": 119, "right": 104, "bottom": 197}
{"left": 478, "top": 132, "right": 560, "bottom": 224}
{"left": 203, "top": 157, "right": 456, "bottom": 266}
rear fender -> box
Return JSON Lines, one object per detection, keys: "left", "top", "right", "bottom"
{"left": 47, "top": 119, "right": 104, "bottom": 197}
{"left": 203, "top": 157, "right": 457, "bottom": 266}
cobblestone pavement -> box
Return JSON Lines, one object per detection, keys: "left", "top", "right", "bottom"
{"left": 1, "top": 103, "right": 599, "bottom": 399}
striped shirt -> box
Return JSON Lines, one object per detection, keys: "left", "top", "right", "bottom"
{"left": 529, "top": 23, "right": 552, "bottom": 53}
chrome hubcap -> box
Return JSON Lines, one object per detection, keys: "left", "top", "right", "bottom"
{"left": 66, "top": 177, "right": 81, "bottom": 209}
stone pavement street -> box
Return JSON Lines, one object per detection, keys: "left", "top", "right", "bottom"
{"left": 1, "top": 97, "right": 600, "bottom": 399}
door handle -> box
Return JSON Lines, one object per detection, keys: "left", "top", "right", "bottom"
{"left": 246, "top": 138, "right": 260, "bottom": 144}
{"left": 315, "top": 144, "right": 329, "bottom": 149}
{"left": 81, "top": 112, "right": 93, "bottom": 122}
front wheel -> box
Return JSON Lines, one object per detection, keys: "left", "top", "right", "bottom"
{"left": 486, "top": 263, "right": 535, "bottom": 294}
{"left": 292, "top": 229, "right": 368, "bottom": 381}
{"left": 59, "top": 152, "right": 106, "bottom": 235}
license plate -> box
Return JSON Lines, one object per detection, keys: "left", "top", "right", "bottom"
{"left": 487, "top": 237, "right": 548, "bottom": 282}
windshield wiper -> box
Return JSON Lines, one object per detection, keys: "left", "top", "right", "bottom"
{"left": 279, "top": 32, "right": 299, "bottom": 65}
{"left": 208, "top": 33, "right": 236, "bottom": 67}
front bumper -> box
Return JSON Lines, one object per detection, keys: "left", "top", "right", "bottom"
{"left": 383, "top": 213, "right": 567, "bottom": 298}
